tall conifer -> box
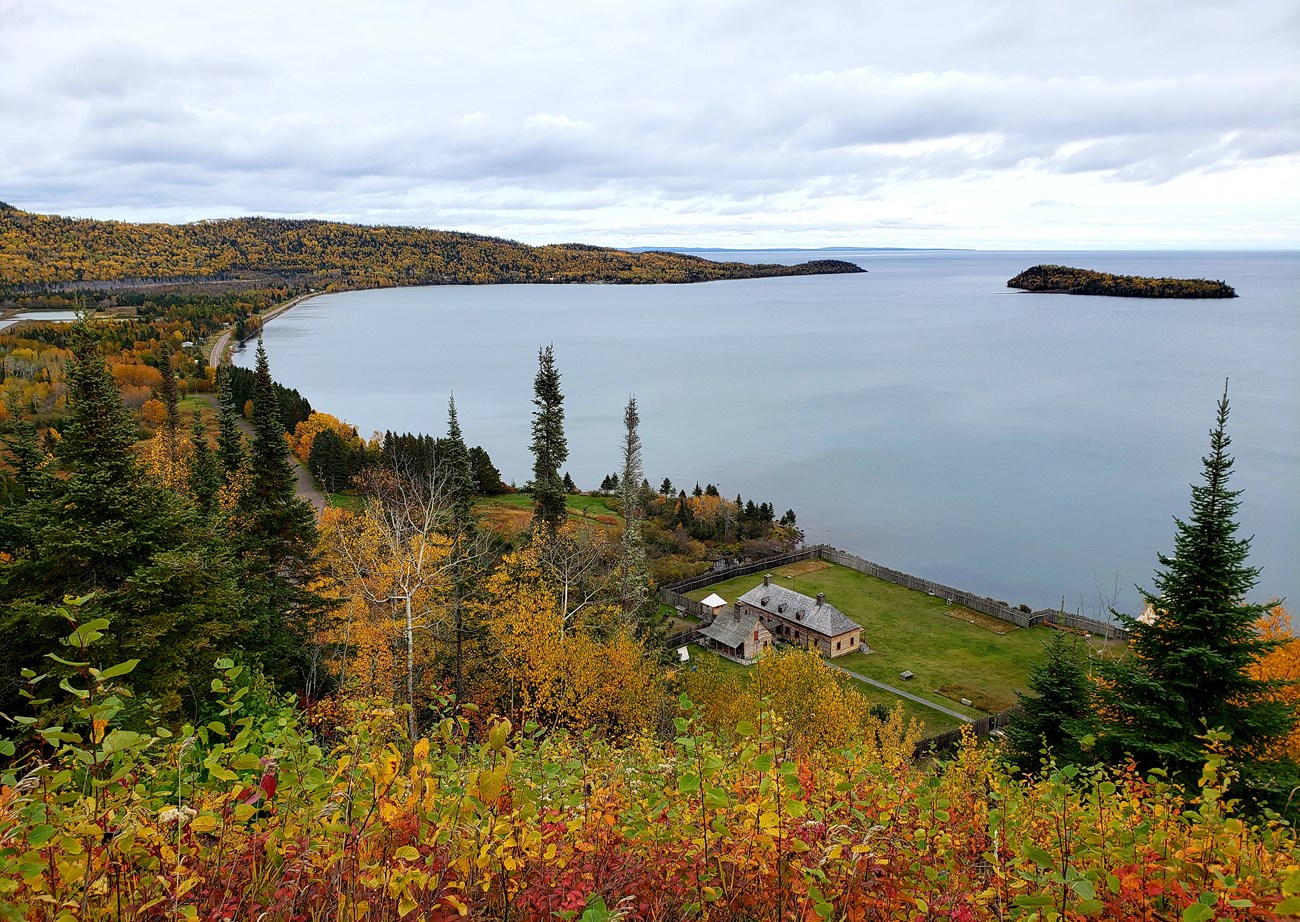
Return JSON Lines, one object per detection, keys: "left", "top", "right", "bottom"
{"left": 618, "top": 396, "right": 655, "bottom": 632}
{"left": 215, "top": 364, "right": 246, "bottom": 476}
{"left": 232, "top": 340, "right": 324, "bottom": 687}
{"left": 1096, "top": 383, "right": 1295, "bottom": 799}
{"left": 530, "top": 344, "right": 568, "bottom": 534}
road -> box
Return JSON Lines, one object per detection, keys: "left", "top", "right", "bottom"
{"left": 198, "top": 394, "right": 326, "bottom": 517}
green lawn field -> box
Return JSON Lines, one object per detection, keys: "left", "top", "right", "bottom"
{"left": 687, "top": 561, "right": 1120, "bottom": 723}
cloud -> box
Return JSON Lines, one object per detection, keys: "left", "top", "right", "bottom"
{"left": 1, "top": 0, "right": 1297, "bottom": 247}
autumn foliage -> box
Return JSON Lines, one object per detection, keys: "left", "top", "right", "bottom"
{"left": 1, "top": 641, "right": 1297, "bottom": 921}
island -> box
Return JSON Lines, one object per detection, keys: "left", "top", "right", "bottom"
{"left": 0, "top": 204, "right": 864, "bottom": 291}
{"left": 1007, "top": 264, "right": 1236, "bottom": 299}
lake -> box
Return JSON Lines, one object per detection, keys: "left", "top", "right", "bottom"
{"left": 235, "top": 249, "right": 1299, "bottom": 618}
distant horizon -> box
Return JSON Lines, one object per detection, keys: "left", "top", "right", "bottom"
{"left": 5, "top": 201, "right": 1298, "bottom": 255}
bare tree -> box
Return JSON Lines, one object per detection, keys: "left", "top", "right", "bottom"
{"left": 324, "top": 460, "right": 489, "bottom": 736}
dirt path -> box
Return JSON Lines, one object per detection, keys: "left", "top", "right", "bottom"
{"left": 199, "top": 394, "right": 326, "bottom": 518}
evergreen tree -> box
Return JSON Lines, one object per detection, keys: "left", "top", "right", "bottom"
{"left": 231, "top": 339, "right": 325, "bottom": 690}
{"left": 0, "top": 326, "right": 246, "bottom": 719}
{"left": 1003, "top": 631, "right": 1096, "bottom": 773}
{"left": 308, "top": 428, "right": 346, "bottom": 492}
{"left": 468, "top": 445, "right": 504, "bottom": 495}
{"left": 157, "top": 342, "right": 180, "bottom": 437}
{"left": 562, "top": 471, "right": 577, "bottom": 494}
{"left": 618, "top": 396, "right": 656, "bottom": 632}
{"left": 215, "top": 365, "right": 246, "bottom": 477}
{"left": 1096, "top": 384, "right": 1295, "bottom": 799}
{"left": 660, "top": 478, "right": 673, "bottom": 495}
{"left": 441, "top": 396, "right": 476, "bottom": 534}
{"left": 529, "top": 344, "right": 568, "bottom": 534}
{"left": 187, "top": 409, "right": 222, "bottom": 518}
{"left": 692, "top": 482, "right": 703, "bottom": 497}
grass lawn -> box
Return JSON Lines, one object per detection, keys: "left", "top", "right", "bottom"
{"left": 479, "top": 492, "right": 624, "bottom": 525}
{"left": 685, "top": 644, "right": 965, "bottom": 734}
{"left": 327, "top": 492, "right": 366, "bottom": 512}
{"left": 688, "top": 561, "right": 1122, "bottom": 719}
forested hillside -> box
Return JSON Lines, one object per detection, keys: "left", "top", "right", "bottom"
{"left": 0, "top": 205, "right": 864, "bottom": 290}
{"left": 1007, "top": 264, "right": 1236, "bottom": 298}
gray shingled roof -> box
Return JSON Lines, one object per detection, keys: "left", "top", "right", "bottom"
{"left": 737, "top": 582, "right": 861, "bottom": 637}
{"left": 699, "top": 609, "right": 765, "bottom": 649}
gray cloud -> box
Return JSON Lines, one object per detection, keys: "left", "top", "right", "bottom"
{"left": 1, "top": 0, "right": 1296, "bottom": 246}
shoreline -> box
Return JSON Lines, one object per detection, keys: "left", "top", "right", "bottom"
{"left": 207, "top": 289, "right": 326, "bottom": 368}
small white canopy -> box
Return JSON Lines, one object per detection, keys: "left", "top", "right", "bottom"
{"left": 701, "top": 593, "right": 727, "bottom": 609}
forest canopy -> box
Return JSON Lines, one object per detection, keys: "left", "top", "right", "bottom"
{"left": 1007, "top": 264, "right": 1236, "bottom": 298}
{"left": 0, "top": 206, "right": 865, "bottom": 290}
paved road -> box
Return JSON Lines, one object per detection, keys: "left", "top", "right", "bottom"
{"left": 827, "top": 663, "right": 975, "bottom": 723}
{"left": 198, "top": 394, "right": 326, "bottom": 518}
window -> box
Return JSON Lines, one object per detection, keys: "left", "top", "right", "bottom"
{"left": 753, "top": 630, "right": 759, "bottom": 641}
{"left": 836, "top": 641, "right": 841, "bottom": 651}
{"left": 850, "top": 635, "right": 856, "bottom": 646}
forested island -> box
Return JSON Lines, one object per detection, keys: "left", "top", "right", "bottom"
{"left": 1007, "top": 264, "right": 1236, "bottom": 298}
{"left": 0, "top": 203, "right": 863, "bottom": 290}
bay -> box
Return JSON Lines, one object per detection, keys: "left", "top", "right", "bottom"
{"left": 236, "top": 249, "right": 1299, "bottom": 617}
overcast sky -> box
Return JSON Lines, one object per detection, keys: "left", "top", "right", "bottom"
{"left": 2, "top": 0, "right": 1297, "bottom": 248}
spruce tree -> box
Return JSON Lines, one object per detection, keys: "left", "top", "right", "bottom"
{"left": 441, "top": 396, "right": 477, "bottom": 534}
{"left": 1096, "top": 383, "right": 1295, "bottom": 798}
{"left": 215, "top": 365, "right": 246, "bottom": 476}
{"left": 529, "top": 344, "right": 568, "bottom": 534}
{"left": 232, "top": 340, "right": 324, "bottom": 687}
{"left": 0, "top": 326, "right": 246, "bottom": 718}
{"left": 188, "top": 409, "right": 222, "bottom": 518}
{"left": 1003, "top": 631, "right": 1096, "bottom": 773}
{"left": 618, "top": 396, "right": 657, "bottom": 634}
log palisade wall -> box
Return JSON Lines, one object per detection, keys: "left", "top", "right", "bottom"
{"left": 660, "top": 545, "right": 1129, "bottom": 641}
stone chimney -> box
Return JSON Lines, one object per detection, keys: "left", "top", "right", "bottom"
{"left": 816, "top": 592, "right": 825, "bottom": 607}
{"left": 764, "top": 574, "right": 772, "bottom": 587}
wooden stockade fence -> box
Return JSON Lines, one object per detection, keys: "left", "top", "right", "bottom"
{"left": 659, "top": 544, "right": 1128, "bottom": 641}
{"left": 915, "top": 705, "right": 1023, "bottom": 758}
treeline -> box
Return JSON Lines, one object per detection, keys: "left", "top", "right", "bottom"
{"left": 224, "top": 363, "right": 313, "bottom": 433}
{"left": 0, "top": 205, "right": 865, "bottom": 290}
{"left": 1007, "top": 264, "right": 1236, "bottom": 298}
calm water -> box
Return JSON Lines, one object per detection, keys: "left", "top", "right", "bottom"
{"left": 236, "top": 250, "right": 1299, "bottom": 617}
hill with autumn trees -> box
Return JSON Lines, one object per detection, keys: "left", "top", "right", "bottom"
{"left": 1007, "top": 264, "right": 1236, "bottom": 298}
{"left": 0, "top": 204, "right": 864, "bottom": 290}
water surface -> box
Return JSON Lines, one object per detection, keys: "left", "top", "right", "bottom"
{"left": 237, "top": 249, "right": 1299, "bottom": 616}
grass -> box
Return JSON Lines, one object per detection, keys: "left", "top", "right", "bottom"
{"left": 686, "top": 644, "right": 966, "bottom": 734}
{"left": 328, "top": 492, "right": 366, "bottom": 512}
{"left": 480, "top": 492, "right": 623, "bottom": 522}
{"left": 687, "top": 561, "right": 1122, "bottom": 722}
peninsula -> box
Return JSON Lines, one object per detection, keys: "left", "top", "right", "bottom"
{"left": 1007, "top": 264, "right": 1236, "bottom": 299}
{"left": 0, "top": 203, "right": 864, "bottom": 291}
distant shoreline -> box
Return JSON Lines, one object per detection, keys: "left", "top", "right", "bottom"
{"left": 207, "top": 289, "right": 325, "bottom": 368}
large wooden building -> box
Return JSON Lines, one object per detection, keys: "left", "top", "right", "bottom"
{"left": 735, "top": 575, "right": 866, "bottom": 658}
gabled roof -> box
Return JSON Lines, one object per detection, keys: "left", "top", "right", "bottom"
{"left": 700, "top": 593, "right": 727, "bottom": 608}
{"left": 737, "top": 582, "right": 861, "bottom": 637}
{"left": 699, "top": 609, "right": 767, "bottom": 649}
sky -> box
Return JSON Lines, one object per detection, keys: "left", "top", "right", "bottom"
{"left": 2, "top": 0, "right": 1298, "bottom": 249}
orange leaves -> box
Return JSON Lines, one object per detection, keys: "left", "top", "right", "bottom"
{"left": 1251, "top": 604, "right": 1300, "bottom": 760}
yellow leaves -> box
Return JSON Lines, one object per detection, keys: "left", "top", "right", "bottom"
{"left": 291, "top": 411, "right": 362, "bottom": 464}
{"left": 413, "top": 738, "right": 430, "bottom": 761}
{"left": 189, "top": 814, "right": 219, "bottom": 835}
